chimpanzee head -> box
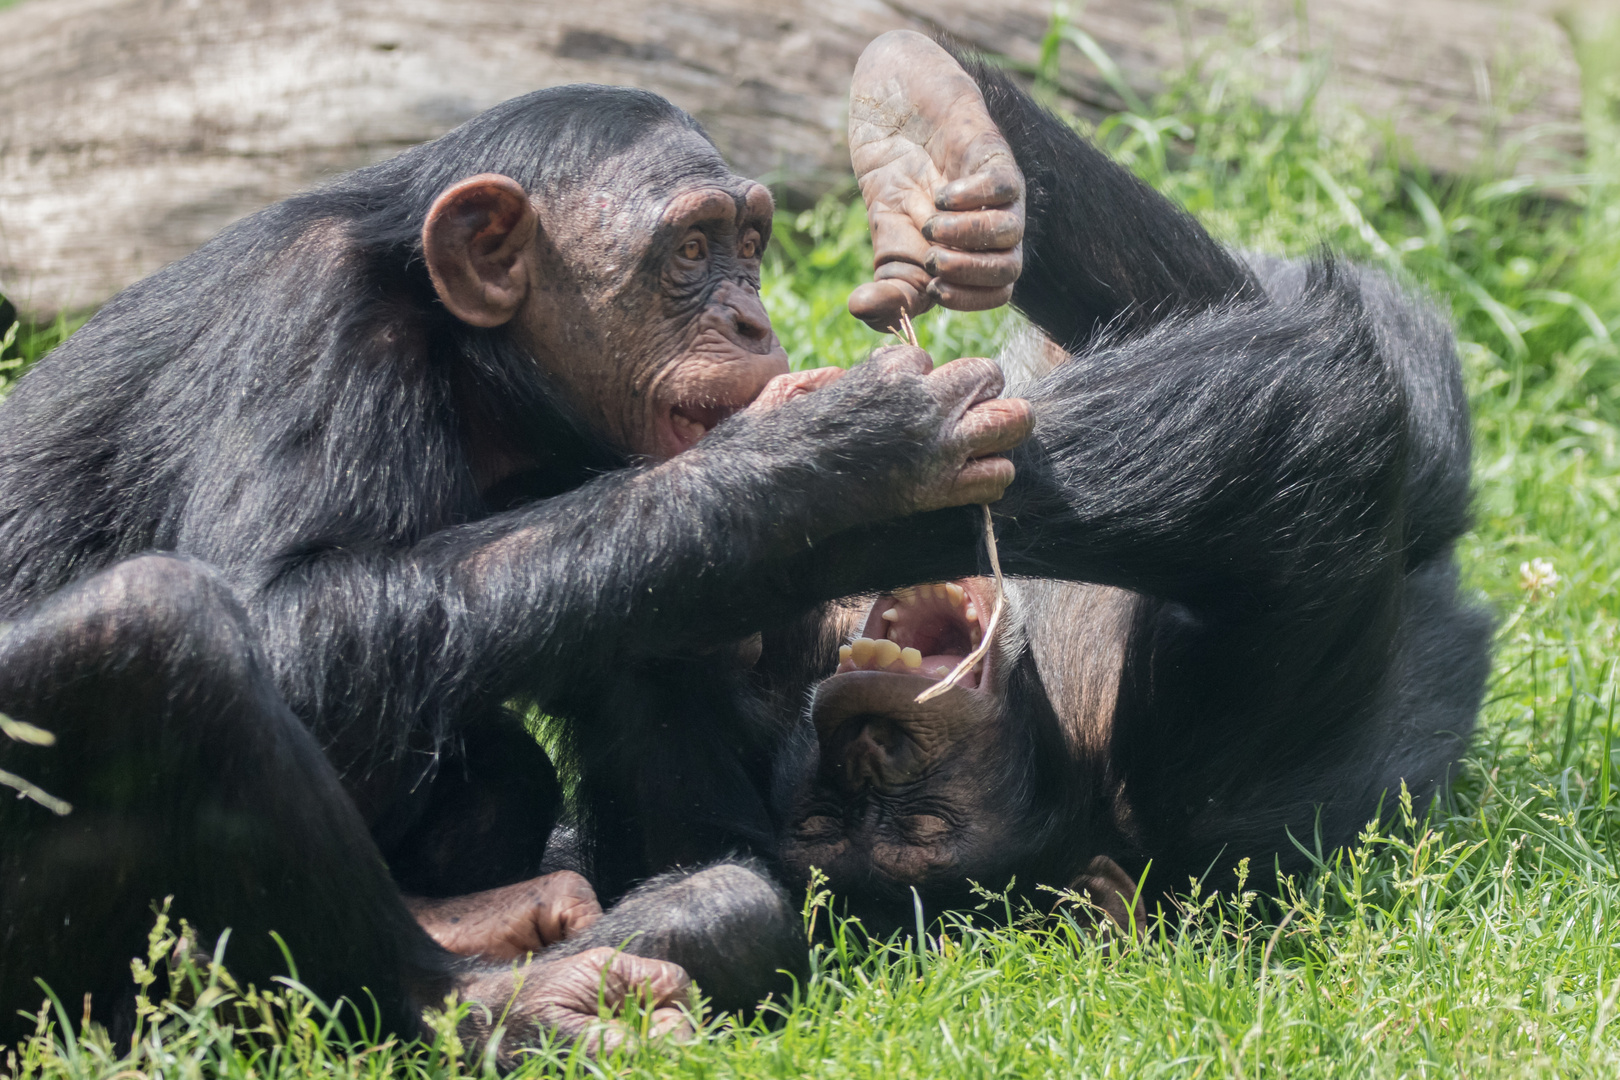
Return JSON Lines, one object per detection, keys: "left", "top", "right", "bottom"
{"left": 779, "top": 577, "right": 1099, "bottom": 927}
{"left": 393, "top": 86, "right": 788, "bottom": 460}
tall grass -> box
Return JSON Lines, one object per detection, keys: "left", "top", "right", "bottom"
{"left": 3, "top": 17, "right": 1619, "bottom": 1077}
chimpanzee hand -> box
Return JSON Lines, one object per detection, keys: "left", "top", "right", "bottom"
{"left": 846, "top": 30, "right": 1025, "bottom": 333}
{"left": 406, "top": 871, "right": 603, "bottom": 962}
{"left": 832, "top": 344, "right": 1030, "bottom": 511}
{"left": 735, "top": 347, "right": 1027, "bottom": 510}
{"left": 458, "top": 947, "right": 694, "bottom": 1063}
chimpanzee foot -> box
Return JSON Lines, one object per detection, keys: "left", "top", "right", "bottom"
{"left": 406, "top": 871, "right": 603, "bottom": 962}
{"left": 1066, "top": 855, "right": 1148, "bottom": 938}
{"left": 546, "top": 859, "right": 809, "bottom": 1016}
{"left": 456, "top": 947, "right": 694, "bottom": 1066}
{"left": 847, "top": 30, "right": 1026, "bottom": 330}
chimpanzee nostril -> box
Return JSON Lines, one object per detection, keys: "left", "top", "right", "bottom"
{"left": 731, "top": 302, "right": 769, "bottom": 341}
{"left": 838, "top": 718, "right": 925, "bottom": 793}
{"left": 716, "top": 282, "right": 773, "bottom": 342}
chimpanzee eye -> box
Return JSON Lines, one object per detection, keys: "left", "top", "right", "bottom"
{"left": 739, "top": 232, "right": 760, "bottom": 260}
{"left": 680, "top": 235, "right": 706, "bottom": 261}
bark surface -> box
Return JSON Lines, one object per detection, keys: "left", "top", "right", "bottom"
{"left": 0, "top": 0, "right": 1585, "bottom": 316}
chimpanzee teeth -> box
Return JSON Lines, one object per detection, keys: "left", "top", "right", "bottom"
{"left": 964, "top": 603, "right": 978, "bottom": 622}
{"left": 838, "top": 637, "right": 927, "bottom": 674}
{"left": 946, "top": 583, "right": 965, "bottom": 607}
{"left": 881, "top": 607, "right": 900, "bottom": 622}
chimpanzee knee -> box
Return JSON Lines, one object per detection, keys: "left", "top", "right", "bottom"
{"left": 0, "top": 553, "right": 256, "bottom": 714}
{"left": 0, "top": 554, "right": 439, "bottom": 1045}
{"left": 547, "top": 858, "right": 808, "bottom": 1014}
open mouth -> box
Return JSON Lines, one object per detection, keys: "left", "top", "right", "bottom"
{"left": 664, "top": 401, "right": 742, "bottom": 454}
{"left": 835, "top": 578, "right": 996, "bottom": 691}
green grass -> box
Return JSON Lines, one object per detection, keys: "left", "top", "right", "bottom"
{"left": 5, "top": 25, "right": 1620, "bottom": 1080}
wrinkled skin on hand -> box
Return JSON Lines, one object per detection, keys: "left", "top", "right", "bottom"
{"left": 850, "top": 345, "right": 1029, "bottom": 510}
{"left": 846, "top": 30, "right": 1026, "bottom": 332}
{"left": 406, "top": 871, "right": 603, "bottom": 961}
{"left": 738, "top": 346, "right": 1030, "bottom": 510}
{"left": 457, "top": 947, "right": 694, "bottom": 1065}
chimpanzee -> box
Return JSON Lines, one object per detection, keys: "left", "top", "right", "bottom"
{"left": 768, "top": 33, "right": 1491, "bottom": 931}
{"left": 0, "top": 80, "right": 1035, "bottom": 1051}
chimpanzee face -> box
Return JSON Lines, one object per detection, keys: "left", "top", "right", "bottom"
{"left": 780, "top": 578, "right": 1036, "bottom": 915}
{"left": 526, "top": 126, "right": 791, "bottom": 459}
{"left": 420, "top": 123, "right": 791, "bottom": 461}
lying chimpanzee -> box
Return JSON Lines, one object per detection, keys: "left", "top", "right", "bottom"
{"left": 0, "top": 66, "right": 1033, "bottom": 1055}
{"left": 769, "top": 33, "right": 1491, "bottom": 931}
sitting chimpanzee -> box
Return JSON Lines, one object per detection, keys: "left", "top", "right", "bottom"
{"left": 769, "top": 33, "right": 1491, "bottom": 931}
{"left": 0, "top": 75, "right": 1035, "bottom": 1054}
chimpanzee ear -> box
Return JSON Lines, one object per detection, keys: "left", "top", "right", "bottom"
{"left": 422, "top": 174, "right": 538, "bottom": 328}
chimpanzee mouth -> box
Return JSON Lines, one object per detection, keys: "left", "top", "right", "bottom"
{"left": 834, "top": 579, "right": 996, "bottom": 691}
{"left": 665, "top": 401, "right": 740, "bottom": 453}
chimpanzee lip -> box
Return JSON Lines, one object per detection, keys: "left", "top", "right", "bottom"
{"left": 809, "top": 670, "right": 994, "bottom": 740}
{"left": 663, "top": 401, "right": 742, "bottom": 453}
{"left": 830, "top": 577, "right": 997, "bottom": 692}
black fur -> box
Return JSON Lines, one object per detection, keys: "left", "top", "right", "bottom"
{"left": 0, "top": 84, "right": 994, "bottom": 1042}
{"left": 771, "top": 56, "right": 1489, "bottom": 924}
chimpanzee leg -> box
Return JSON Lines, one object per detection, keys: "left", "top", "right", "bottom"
{"left": 574, "top": 659, "right": 782, "bottom": 899}
{"left": 386, "top": 710, "right": 563, "bottom": 898}
{"left": 0, "top": 555, "right": 448, "bottom": 1045}
{"left": 544, "top": 858, "right": 806, "bottom": 1015}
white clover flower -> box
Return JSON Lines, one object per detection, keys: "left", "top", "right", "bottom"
{"left": 1518, "top": 557, "right": 1560, "bottom": 600}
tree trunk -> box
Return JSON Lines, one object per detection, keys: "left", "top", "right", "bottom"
{"left": 0, "top": 0, "right": 1586, "bottom": 316}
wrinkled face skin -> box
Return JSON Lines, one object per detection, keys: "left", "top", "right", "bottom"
{"left": 780, "top": 577, "right": 1038, "bottom": 926}
{"left": 519, "top": 127, "right": 789, "bottom": 459}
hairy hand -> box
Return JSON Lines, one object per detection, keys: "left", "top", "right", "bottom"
{"left": 847, "top": 31, "right": 1025, "bottom": 333}
{"left": 407, "top": 871, "right": 602, "bottom": 962}
{"left": 858, "top": 345, "right": 1031, "bottom": 510}
{"left": 459, "top": 947, "right": 694, "bottom": 1064}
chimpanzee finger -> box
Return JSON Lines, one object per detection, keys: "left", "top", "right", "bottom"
{"left": 954, "top": 396, "right": 1034, "bottom": 458}
{"left": 648, "top": 1007, "right": 697, "bottom": 1042}
{"left": 926, "top": 281, "right": 1016, "bottom": 312}
{"left": 863, "top": 343, "right": 934, "bottom": 377}
{"left": 924, "top": 247, "right": 1022, "bottom": 289}
{"left": 946, "top": 455, "right": 1018, "bottom": 506}
{"left": 848, "top": 280, "right": 933, "bottom": 334}
{"left": 749, "top": 367, "right": 844, "bottom": 411}
{"left": 923, "top": 356, "right": 1006, "bottom": 412}
{"left": 874, "top": 259, "right": 933, "bottom": 287}
{"left": 533, "top": 870, "right": 603, "bottom": 945}
{"left": 602, "top": 951, "right": 696, "bottom": 1012}
{"left": 867, "top": 211, "right": 934, "bottom": 268}
{"left": 935, "top": 166, "right": 1023, "bottom": 212}
{"left": 922, "top": 209, "right": 1023, "bottom": 251}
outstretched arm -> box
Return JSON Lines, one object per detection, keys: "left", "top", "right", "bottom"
{"left": 830, "top": 32, "right": 1409, "bottom": 626}
{"left": 243, "top": 348, "right": 1027, "bottom": 751}
{"left": 808, "top": 261, "right": 1408, "bottom": 626}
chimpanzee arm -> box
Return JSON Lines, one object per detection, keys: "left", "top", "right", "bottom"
{"left": 812, "top": 53, "right": 1454, "bottom": 627}
{"left": 242, "top": 350, "right": 1013, "bottom": 750}
{"left": 959, "top": 53, "right": 1262, "bottom": 347}
{"left": 804, "top": 260, "right": 1417, "bottom": 629}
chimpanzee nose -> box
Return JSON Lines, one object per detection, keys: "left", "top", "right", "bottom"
{"left": 718, "top": 282, "right": 772, "bottom": 342}
{"left": 838, "top": 717, "right": 926, "bottom": 793}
